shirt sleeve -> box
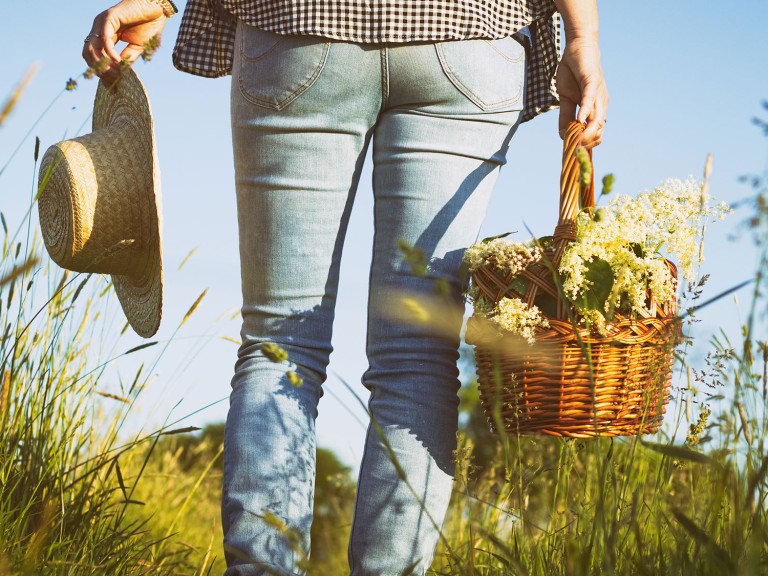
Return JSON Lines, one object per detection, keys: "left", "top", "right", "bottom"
{"left": 172, "top": 0, "right": 237, "bottom": 78}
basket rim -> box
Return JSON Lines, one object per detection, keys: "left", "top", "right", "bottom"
{"left": 466, "top": 312, "right": 681, "bottom": 346}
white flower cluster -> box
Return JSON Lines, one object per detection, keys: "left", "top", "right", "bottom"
{"left": 464, "top": 176, "right": 730, "bottom": 340}
{"left": 559, "top": 177, "right": 731, "bottom": 330}
{"left": 473, "top": 296, "right": 549, "bottom": 344}
{"left": 493, "top": 298, "right": 550, "bottom": 344}
{"left": 463, "top": 238, "right": 542, "bottom": 275}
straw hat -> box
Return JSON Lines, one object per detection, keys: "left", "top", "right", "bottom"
{"left": 38, "top": 67, "right": 163, "bottom": 337}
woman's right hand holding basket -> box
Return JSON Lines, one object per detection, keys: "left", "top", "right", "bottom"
{"left": 554, "top": 0, "right": 609, "bottom": 149}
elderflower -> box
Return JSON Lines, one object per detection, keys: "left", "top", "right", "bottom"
{"left": 559, "top": 177, "right": 731, "bottom": 326}
{"left": 492, "top": 298, "right": 549, "bottom": 344}
{"left": 463, "top": 238, "right": 542, "bottom": 276}
{"left": 472, "top": 295, "right": 549, "bottom": 344}
{"left": 464, "top": 175, "right": 730, "bottom": 340}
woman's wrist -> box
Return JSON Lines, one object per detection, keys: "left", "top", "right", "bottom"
{"left": 150, "top": 0, "right": 178, "bottom": 18}
{"left": 553, "top": 0, "right": 599, "bottom": 43}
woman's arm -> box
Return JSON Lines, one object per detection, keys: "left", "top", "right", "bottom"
{"left": 553, "top": 0, "right": 608, "bottom": 148}
{"left": 82, "top": 0, "right": 168, "bottom": 85}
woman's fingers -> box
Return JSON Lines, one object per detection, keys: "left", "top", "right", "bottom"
{"left": 81, "top": 30, "right": 102, "bottom": 68}
{"left": 81, "top": 12, "right": 119, "bottom": 85}
{"left": 99, "top": 14, "right": 123, "bottom": 64}
{"left": 578, "top": 81, "right": 608, "bottom": 148}
{"left": 82, "top": 34, "right": 120, "bottom": 85}
{"left": 81, "top": 2, "right": 167, "bottom": 84}
{"left": 555, "top": 39, "right": 608, "bottom": 149}
{"left": 119, "top": 44, "right": 145, "bottom": 66}
{"left": 558, "top": 97, "right": 579, "bottom": 140}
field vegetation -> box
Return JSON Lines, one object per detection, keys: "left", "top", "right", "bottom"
{"left": 1, "top": 68, "right": 767, "bottom": 575}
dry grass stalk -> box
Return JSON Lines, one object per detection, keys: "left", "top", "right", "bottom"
{"left": 0, "top": 64, "right": 38, "bottom": 127}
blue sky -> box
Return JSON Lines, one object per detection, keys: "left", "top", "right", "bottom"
{"left": 1, "top": 1, "right": 767, "bottom": 465}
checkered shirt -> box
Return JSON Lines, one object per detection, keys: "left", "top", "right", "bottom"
{"left": 172, "top": 0, "right": 561, "bottom": 122}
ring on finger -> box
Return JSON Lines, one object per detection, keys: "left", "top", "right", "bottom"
{"left": 84, "top": 33, "right": 101, "bottom": 43}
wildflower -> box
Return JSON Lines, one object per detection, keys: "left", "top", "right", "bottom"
{"left": 287, "top": 371, "right": 304, "bottom": 387}
{"left": 575, "top": 146, "right": 591, "bottom": 187}
{"left": 463, "top": 238, "right": 542, "bottom": 276}
{"left": 465, "top": 176, "right": 730, "bottom": 335}
{"left": 593, "top": 208, "right": 606, "bottom": 222}
{"left": 559, "top": 177, "right": 730, "bottom": 321}
{"left": 471, "top": 295, "right": 494, "bottom": 317}
{"left": 142, "top": 35, "right": 162, "bottom": 61}
{"left": 398, "top": 239, "right": 427, "bottom": 277}
{"left": 489, "top": 297, "right": 549, "bottom": 344}
{"left": 261, "top": 342, "right": 288, "bottom": 363}
{"left": 433, "top": 277, "right": 451, "bottom": 298}
{"left": 601, "top": 173, "right": 615, "bottom": 196}
{"left": 402, "top": 297, "right": 430, "bottom": 324}
{"left": 84, "top": 57, "right": 109, "bottom": 79}
{"left": 685, "top": 405, "right": 710, "bottom": 446}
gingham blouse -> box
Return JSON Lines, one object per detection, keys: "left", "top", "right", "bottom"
{"left": 172, "top": 0, "right": 561, "bottom": 122}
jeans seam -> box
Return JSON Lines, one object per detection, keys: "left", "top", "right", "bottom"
{"left": 483, "top": 38, "right": 525, "bottom": 63}
{"left": 434, "top": 42, "right": 523, "bottom": 111}
{"left": 347, "top": 387, "right": 376, "bottom": 572}
{"left": 380, "top": 46, "right": 390, "bottom": 109}
{"left": 237, "top": 22, "right": 331, "bottom": 111}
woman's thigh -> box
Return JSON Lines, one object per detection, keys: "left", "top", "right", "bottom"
{"left": 230, "top": 23, "right": 385, "bottom": 381}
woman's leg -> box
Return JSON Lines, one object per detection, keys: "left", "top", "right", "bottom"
{"left": 224, "top": 24, "right": 382, "bottom": 575}
{"left": 349, "top": 38, "right": 527, "bottom": 575}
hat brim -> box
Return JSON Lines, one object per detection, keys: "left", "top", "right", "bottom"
{"left": 95, "top": 68, "right": 163, "bottom": 338}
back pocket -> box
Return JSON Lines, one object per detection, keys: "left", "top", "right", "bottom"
{"left": 237, "top": 23, "right": 331, "bottom": 110}
{"left": 435, "top": 36, "right": 526, "bottom": 112}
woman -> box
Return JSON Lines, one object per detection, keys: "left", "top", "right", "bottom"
{"left": 84, "top": 0, "right": 607, "bottom": 574}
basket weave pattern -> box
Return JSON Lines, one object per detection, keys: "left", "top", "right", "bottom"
{"left": 467, "top": 123, "right": 678, "bottom": 438}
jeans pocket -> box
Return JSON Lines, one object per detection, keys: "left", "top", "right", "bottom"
{"left": 237, "top": 23, "right": 331, "bottom": 110}
{"left": 435, "top": 36, "right": 526, "bottom": 112}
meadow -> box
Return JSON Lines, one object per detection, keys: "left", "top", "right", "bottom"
{"left": 1, "top": 66, "right": 768, "bottom": 575}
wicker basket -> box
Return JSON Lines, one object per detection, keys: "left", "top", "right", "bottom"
{"left": 466, "top": 122, "right": 679, "bottom": 438}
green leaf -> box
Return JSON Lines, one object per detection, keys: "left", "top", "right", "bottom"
{"left": 641, "top": 441, "right": 720, "bottom": 466}
{"left": 628, "top": 242, "right": 646, "bottom": 258}
{"left": 535, "top": 235, "right": 554, "bottom": 250}
{"left": 670, "top": 508, "right": 735, "bottom": 571}
{"left": 577, "top": 258, "right": 614, "bottom": 311}
{"left": 161, "top": 426, "right": 201, "bottom": 436}
{"left": 261, "top": 342, "right": 288, "bottom": 363}
{"left": 503, "top": 276, "right": 531, "bottom": 299}
{"left": 601, "top": 173, "right": 615, "bottom": 195}
{"left": 480, "top": 231, "right": 514, "bottom": 243}
{"left": 124, "top": 341, "right": 158, "bottom": 355}
{"left": 114, "top": 458, "right": 128, "bottom": 502}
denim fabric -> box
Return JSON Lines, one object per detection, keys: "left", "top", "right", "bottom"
{"left": 224, "top": 21, "right": 526, "bottom": 576}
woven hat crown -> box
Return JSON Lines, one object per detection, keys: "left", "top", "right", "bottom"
{"left": 38, "top": 68, "right": 163, "bottom": 337}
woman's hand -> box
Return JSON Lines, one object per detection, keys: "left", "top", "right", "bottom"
{"left": 82, "top": 0, "right": 167, "bottom": 85}
{"left": 553, "top": 0, "right": 608, "bottom": 149}
{"left": 556, "top": 38, "right": 608, "bottom": 149}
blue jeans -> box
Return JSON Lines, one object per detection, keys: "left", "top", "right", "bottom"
{"left": 224, "top": 21, "right": 526, "bottom": 576}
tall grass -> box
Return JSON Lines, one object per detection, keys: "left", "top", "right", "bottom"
{"left": 0, "top": 71, "right": 213, "bottom": 575}
{"left": 3, "top": 62, "right": 768, "bottom": 576}
{"left": 429, "top": 118, "right": 768, "bottom": 575}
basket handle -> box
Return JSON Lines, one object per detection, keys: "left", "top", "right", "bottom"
{"left": 553, "top": 121, "right": 594, "bottom": 256}
{"left": 521, "top": 122, "right": 595, "bottom": 314}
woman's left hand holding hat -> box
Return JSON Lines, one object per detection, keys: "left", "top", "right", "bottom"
{"left": 83, "top": 0, "right": 168, "bottom": 85}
